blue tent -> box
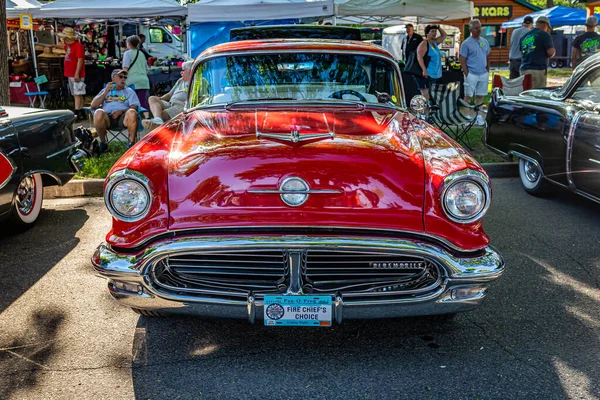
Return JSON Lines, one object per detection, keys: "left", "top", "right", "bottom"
{"left": 502, "top": 6, "right": 600, "bottom": 29}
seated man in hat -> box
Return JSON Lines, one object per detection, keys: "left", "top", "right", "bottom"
{"left": 90, "top": 69, "right": 140, "bottom": 153}
{"left": 142, "top": 60, "right": 193, "bottom": 129}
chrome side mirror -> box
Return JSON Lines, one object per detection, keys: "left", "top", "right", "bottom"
{"left": 410, "top": 95, "right": 428, "bottom": 120}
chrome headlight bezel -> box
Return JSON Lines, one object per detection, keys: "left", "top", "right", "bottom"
{"left": 441, "top": 169, "right": 491, "bottom": 224}
{"left": 104, "top": 169, "right": 152, "bottom": 223}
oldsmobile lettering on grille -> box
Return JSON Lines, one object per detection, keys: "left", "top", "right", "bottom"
{"left": 370, "top": 261, "right": 425, "bottom": 270}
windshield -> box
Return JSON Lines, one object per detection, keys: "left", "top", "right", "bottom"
{"left": 188, "top": 52, "right": 402, "bottom": 108}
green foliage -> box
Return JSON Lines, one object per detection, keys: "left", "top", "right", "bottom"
{"left": 527, "top": 0, "right": 584, "bottom": 9}
{"left": 76, "top": 142, "right": 128, "bottom": 179}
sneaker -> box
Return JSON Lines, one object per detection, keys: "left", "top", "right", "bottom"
{"left": 142, "top": 117, "right": 164, "bottom": 130}
{"left": 475, "top": 115, "right": 486, "bottom": 126}
{"left": 128, "top": 141, "right": 136, "bottom": 149}
{"left": 99, "top": 142, "right": 108, "bottom": 154}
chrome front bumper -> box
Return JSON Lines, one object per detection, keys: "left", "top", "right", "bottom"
{"left": 92, "top": 235, "right": 504, "bottom": 323}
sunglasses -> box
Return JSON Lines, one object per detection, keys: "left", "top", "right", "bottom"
{"left": 114, "top": 74, "right": 127, "bottom": 79}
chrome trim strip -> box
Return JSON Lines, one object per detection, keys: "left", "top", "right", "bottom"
{"left": 104, "top": 169, "right": 152, "bottom": 223}
{"left": 45, "top": 140, "right": 81, "bottom": 159}
{"left": 566, "top": 110, "right": 586, "bottom": 187}
{"left": 111, "top": 226, "right": 485, "bottom": 254}
{"left": 440, "top": 169, "right": 492, "bottom": 224}
{"left": 248, "top": 189, "right": 342, "bottom": 194}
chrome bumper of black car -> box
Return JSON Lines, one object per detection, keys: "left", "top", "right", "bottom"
{"left": 92, "top": 235, "right": 504, "bottom": 322}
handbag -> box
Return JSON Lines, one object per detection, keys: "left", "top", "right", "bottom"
{"left": 404, "top": 43, "right": 431, "bottom": 77}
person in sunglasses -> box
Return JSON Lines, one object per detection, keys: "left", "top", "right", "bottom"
{"left": 90, "top": 69, "right": 141, "bottom": 153}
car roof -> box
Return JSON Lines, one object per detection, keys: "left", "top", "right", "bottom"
{"left": 197, "top": 39, "right": 395, "bottom": 61}
{"left": 229, "top": 25, "right": 362, "bottom": 41}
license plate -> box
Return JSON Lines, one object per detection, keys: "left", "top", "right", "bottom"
{"left": 263, "top": 295, "right": 332, "bottom": 327}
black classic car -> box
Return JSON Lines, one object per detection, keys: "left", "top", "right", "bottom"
{"left": 486, "top": 54, "right": 600, "bottom": 202}
{"left": 0, "top": 106, "right": 86, "bottom": 229}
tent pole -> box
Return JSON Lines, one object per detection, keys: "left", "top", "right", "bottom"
{"left": 29, "top": 28, "right": 39, "bottom": 79}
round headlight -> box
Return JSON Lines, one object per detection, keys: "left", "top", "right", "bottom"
{"left": 443, "top": 180, "right": 488, "bottom": 223}
{"left": 105, "top": 170, "right": 151, "bottom": 222}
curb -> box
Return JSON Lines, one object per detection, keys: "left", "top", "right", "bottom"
{"left": 43, "top": 163, "right": 519, "bottom": 199}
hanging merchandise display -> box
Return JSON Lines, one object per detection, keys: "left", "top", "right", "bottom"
{"left": 79, "top": 23, "right": 110, "bottom": 60}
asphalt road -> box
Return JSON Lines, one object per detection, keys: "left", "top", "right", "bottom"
{"left": 0, "top": 178, "right": 599, "bottom": 400}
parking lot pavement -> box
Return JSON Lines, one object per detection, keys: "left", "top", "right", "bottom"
{"left": 0, "top": 178, "right": 599, "bottom": 399}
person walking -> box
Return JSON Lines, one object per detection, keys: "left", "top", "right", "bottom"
{"left": 401, "top": 24, "right": 422, "bottom": 61}
{"left": 571, "top": 16, "right": 600, "bottom": 68}
{"left": 122, "top": 35, "right": 150, "bottom": 111}
{"left": 56, "top": 27, "right": 86, "bottom": 121}
{"left": 509, "top": 16, "right": 533, "bottom": 79}
{"left": 460, "top": 19, "right": 491, "bottom": 111}
{"left": 415, "top": 24, "right": 446, "bottom": 101}
{"left": 520, "top": 16, "right": 555, "bottom": 89}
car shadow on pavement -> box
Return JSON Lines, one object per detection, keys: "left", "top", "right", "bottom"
{"left": 125, "top": 183, "right": 600, "bottom": 400}
{"left": 0, "top": 308, "right": 66, "bottom": 399}
{"left": 0, "top": 208, "right": 89, "bottom": 313}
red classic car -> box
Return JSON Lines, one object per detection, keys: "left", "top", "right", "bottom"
{"left": 92, "top": 39, "right": 504, "bottom": 325}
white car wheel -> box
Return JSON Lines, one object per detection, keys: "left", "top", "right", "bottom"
{"left": 11, "top": 173, "right": 43, "bottom": 226}
{"left": 519, "top": 158, "right": 549, "bottom": 196}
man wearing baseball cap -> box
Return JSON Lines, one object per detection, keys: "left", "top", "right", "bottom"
{"left": 55, "top": 27, "right": 86, "bottom": 120}
{"left": 508, "top": 16, "right": 533, "bottom": 79}
{"left": 520, "top": 16, "right": 555, "bottom": 88}
{"left": 571, "top": 16, "right": 600, "bottom": 68}
{"left": 90, "top": 69, "right": 140, "bottom": 153}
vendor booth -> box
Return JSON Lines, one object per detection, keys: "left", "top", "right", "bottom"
{"left": 11, "top": 0, "right": 189, "bottom": 101}
{"left": 434, "top": 0, "right": 540, "bottom": 65}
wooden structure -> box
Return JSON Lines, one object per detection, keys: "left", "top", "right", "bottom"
{"left": 436, "top": 0, "right": 541, "bottom": 65}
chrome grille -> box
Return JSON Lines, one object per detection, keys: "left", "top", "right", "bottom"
{"left": 150, "top": 249, "right": 288, "bottom": 298}
{"left": 149, "top": 247, "right": 443, "bottom": 300}
{"left": 303, "top": 249, "right": 441, "bottom": 297}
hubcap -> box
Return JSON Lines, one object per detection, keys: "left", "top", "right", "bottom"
{"left": 524, "top": 161, "right": 540, "bottom": 183}
{"left": 16, "top": 176, "right": 35, "bottom": 215}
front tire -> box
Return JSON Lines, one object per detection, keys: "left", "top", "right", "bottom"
{"left": 519, "top": 158, "right": 550, "bottom": 196}
{"left": 9, "top": 173, "right": 43, "bottom": 229}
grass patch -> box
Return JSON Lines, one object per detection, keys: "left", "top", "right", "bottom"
{"left": 75, "top": 141, "right": 128, "bottom": 179}
{"left": 462, "top": 127, "right": 505, "bottom": 163}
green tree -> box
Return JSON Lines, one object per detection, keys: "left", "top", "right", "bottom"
{"left": 527, "top": 0, "right": 585, "bottom": 9}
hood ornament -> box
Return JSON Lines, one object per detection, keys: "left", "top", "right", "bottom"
{"left": 257, "top": 129, "right": 334, "bottom": 144}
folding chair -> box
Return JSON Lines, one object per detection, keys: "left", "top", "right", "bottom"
{"left": 84, "top": 84, "right": 147, "bottom": 145}
{"left": 492, "top": 74, "right": 532, "bottom": 96}
{"left": 429, "top": 81, "right": 483, "bottom": 150}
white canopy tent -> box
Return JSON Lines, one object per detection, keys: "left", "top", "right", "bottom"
{"left": 6, "top": 0, "right": 42, "bottom": 18}
{"left": 36, "top": 0, "right": 187, "bottom": 19}
{"left": 187, "top": 0, "right": 473, "bottom": 24}
{"left": 334, "top": 0, "right": 474, "bottom": 24}
{"left": 187, "top": 0, "right": 335, "bottom": 23}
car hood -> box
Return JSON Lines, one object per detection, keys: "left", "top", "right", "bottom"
{"left": 167, "top": 107, "right": 426, "bottom": 233}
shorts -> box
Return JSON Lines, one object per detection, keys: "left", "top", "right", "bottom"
{"left": 67, "top": 77, "right": 86, "bottom": 95}
{"left": 413, "top": 75, "right": 438, "bottom": 90}
{"left": 161, "top": 100, "right": 184, "bottom": 119}
{"left": 108, "top": 112, "right": 127, "bottom": 130}
{"left": 464, "top": 72, "right": 489, "bottom": 97}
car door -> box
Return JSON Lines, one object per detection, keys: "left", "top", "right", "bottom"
{"left": 569, "top": 67, "right": 600, "bottom": 197}
{"left": 0, "top": 118, "right": 21, "bottom": 217}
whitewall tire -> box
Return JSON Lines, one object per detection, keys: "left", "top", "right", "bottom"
{"left": 518, "top": 158, "right": 549, "bottom": 196}
{"left": 10, "top": 173, "right": 44, "bottom": 227}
